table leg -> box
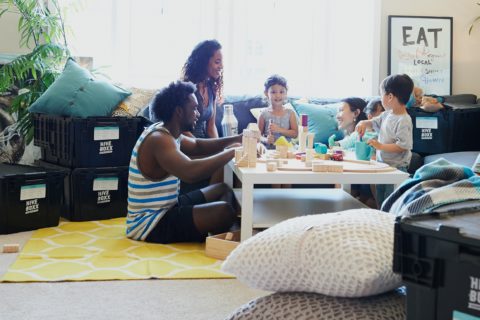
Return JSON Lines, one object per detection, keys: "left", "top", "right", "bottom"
{"left": 240, "top": 181, "right": 254, "bottom": 241}
{"left": 224, "top": 163, "right": 233, "bottom": 188}
{"left": 341, "top": 184, "right": 351, "bottom": 194}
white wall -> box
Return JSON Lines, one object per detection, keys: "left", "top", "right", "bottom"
{"left": 0, "top": 11, "right": 30, "bottom": 55}
{"left": 381, "top": 0, "right": 480, "bottom": 97}
{"left": 2, "top": 0, "right": 480, "bottom": 96}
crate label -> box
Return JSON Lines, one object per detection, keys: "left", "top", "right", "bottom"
{"left": 416, "top": 117, "right": 438, "bottom": 129}
{"left": 421, "top": 128, "right": 433, "bottom": 140}
{"left": 98, "top": 140, "right": 114, "bottom": 154}
{"left": 93, "top": 177, "right": 119, "bottom": 191}
{"left": 97, "top": 190, "right": 111, "bottom": 204}
{"left": 94, "top": 126, "right": 119, "bottom": 141}
{"left": 20, "top": 184, "right": 46, "bottom": 201}
{"left": 453, "top": 310, "right": 480, "bottom": 320}
{"left": 468, "top": 276, "right": 480, "bottom": 313}
{"left": 25, "top": 199, "right": 40, "bottom": 215}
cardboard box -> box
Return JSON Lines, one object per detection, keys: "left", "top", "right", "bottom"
{"left": 205, "top": 231, "right": 240, "bottom": 260}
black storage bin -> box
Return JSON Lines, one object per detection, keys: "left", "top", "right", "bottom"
{"left": 35, "top": 161, "right": 129, "bottom": 221}
{"left": 0, "top": 163, "right": 67, "bottom": 234}
{"left": 408, "top": 104, "right": 480, "bottom": 156}
{"left": 33, "top": 113, "right": 144, "bottom": 167}
{"left": 66, "top": 166, "right": 129, "bottom": 221}
{"left": 393, "top": 212, "right": 480, "bottom": 320}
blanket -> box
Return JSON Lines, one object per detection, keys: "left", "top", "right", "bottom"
{"left": 382, "top": 158, "right": 480, "bottom": 217}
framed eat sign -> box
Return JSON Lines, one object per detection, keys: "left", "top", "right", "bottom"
{"left": 388, "top": 15, "right": 453, "bottom": 95}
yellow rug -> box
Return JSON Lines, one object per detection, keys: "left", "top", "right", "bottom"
{"left": 1, "top": 218, "right": 233, "bottom": 282}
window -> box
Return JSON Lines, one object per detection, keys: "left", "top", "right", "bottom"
{"left": 61, "top": 0, "right": 380, "bottom": 97}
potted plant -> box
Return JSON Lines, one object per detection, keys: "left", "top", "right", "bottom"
{"left": 0, "top": 0, "right": 69, "bottom": 162}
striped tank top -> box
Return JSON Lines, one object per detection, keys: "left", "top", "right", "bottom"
{"left": 126, "top": 123, "right": 180, "bottom": 240}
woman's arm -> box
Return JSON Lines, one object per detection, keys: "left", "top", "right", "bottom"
{"left": 206, "top": 105, "right": 219, "bottom": 138}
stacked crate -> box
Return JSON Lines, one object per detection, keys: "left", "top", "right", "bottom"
{"left": 0, "top": 163, "right": 67, "bottom": 234}
{"left": 33, "top": 114, "right": 145, "bottom": 221}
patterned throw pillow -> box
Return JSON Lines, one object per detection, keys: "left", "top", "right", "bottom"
{"left": 225, "top": 290, "right": 405, "bottom": 320}
{"left": 112, "top": 87, "right": 158, "bottom": 117}
{"left": 29, "top": 59, "right": 131, "bottom": 117}
{"left": 222, "top": 209, "right": 401, "bottom": 298}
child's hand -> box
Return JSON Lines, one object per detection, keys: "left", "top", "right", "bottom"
{"left": 269, "top": 123, "right": 281, "bottom": 133}
{"left": 267, "top": 133, "right": 275, "bottom": 145}
{"left": 355, "top": 121, "right": 368, "bottom": 138}
{"left": 367, "top": 138, "right": 381, "bottom": 150}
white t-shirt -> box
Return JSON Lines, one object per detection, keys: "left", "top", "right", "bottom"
{"left": 371, "top": 110, "right": 412, "bottom": 168}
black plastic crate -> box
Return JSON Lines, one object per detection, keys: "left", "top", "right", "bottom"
{"left": 408, "top": 104, "right": 480, "bottom": 156}
{"left": 393, "top": 212, "right": 480, "bottom": 320}
{"left": 0, "top": 163, "right": 67, "bottom": 234}
{"left": 33, "top": 113, "right": 144, "bottom": 167}
{"left": 35, "top": 161, "right": 128, "bottom": 221}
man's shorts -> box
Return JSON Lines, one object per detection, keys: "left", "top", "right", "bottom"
{"left": 145, "top": 189, "right": 207, "bottom": 244}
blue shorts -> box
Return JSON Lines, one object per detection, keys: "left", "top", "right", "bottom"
{"left": 145, "top": 189, "right": 207, "bottom": 244}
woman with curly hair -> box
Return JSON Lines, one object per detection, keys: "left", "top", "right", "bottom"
{"left": 181, "top": 39, "right": 224, "bottom": 138}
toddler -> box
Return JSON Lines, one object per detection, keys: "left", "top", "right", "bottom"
{"left": 258, "top": 75, "right": 298, "bottom": 149}
{"left": 356, "top": 74, "right": 414, "bottom": 208}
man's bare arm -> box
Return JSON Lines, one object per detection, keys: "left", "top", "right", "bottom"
{"left": 180, "top": 134, "right": 242, "bottom": 157}
{"left": 150, "top": 133, "right": 235, "bottom": 183}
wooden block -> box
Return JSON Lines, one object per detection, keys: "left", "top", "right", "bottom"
{"left": 328, "top": 164, "right": 344, "bottom": 173}
{"left": 266, "top": 161, "right": 278, "bottom": 172}
{"left": 317, "top": 154, "right": 331, "bottom": 160}
{"left": 234, "top": 148, "right": 244, "bottom": 162}
{"left": 2, "top": 243, "right": 20, "bottom": 253}
{"left": 205, "top": 231, "right": 240, "bottom": 260}
{"left": 225, "top": 232, "right": 234, "bottom": 241}
{"left": 312, "top": 162, "right": 329, "bottom": 172}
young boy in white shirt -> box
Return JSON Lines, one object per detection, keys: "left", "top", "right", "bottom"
{"left": 356, "top": 74, "right": 414, "bottom": 209}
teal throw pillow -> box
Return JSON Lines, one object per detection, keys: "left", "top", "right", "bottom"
{"left": 291, "top": 100, "right": 344, "bottom": 144}
{"left": 29, "top": 59, "right": 131, "bottom": 117}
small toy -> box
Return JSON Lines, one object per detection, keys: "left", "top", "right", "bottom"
{"left": 332, "top": 153, "right": 343, "bottom": 161}
{"left": 2, "top": 243, "right": 20, "bottom": 253}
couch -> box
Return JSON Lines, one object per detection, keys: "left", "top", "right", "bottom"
{"left": 139, "top": 93, "right": 480, "bottom": 173}
{"left": 213, "top": 94, "right": 480, "bottom": 171}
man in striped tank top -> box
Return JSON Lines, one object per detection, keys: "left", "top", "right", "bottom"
{"left": 127, "top": 81, "right": 243, "bottom": 244}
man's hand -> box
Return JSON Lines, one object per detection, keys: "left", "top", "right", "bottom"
{"left": 225, "top": 142, "right": 242, "bottom": 149}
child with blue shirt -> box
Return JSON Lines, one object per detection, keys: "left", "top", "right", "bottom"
{"left": 356, "top": 74, "right": 414, "bottom": 209}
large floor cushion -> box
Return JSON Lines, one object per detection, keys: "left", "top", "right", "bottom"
{"left": 224, "top": 290, "right": 405, "bottom": 320}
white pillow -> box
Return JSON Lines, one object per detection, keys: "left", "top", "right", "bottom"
{"left": 222, "top": 209, "right": 401, "bottom": 298}
{"left": 249, "top": 103, "right": 295, "bottom": 121}
{"left": 225, "top": 290, "right": 405, "bottom": 320}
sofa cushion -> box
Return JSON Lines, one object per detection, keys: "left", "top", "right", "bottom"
{"left": 222, "top": 209, "right": 401, "bottom": 298}
{"left": 29, "top": 59, "right": 131, "bottom": 117}
{"left": 291, "top": 100, "right": 344, "bottom": 144}
{"left": 225, "top": 290, "right": 405, "bottom": 320}
{"left": 216, "top": 96, "right": 267, "bottom": 136}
